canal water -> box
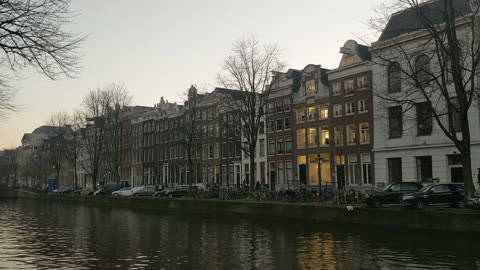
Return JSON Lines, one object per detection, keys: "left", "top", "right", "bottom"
{"left": 0, "top": 199, "right": 478, "bottom": 270}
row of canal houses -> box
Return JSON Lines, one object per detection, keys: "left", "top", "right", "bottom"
{"left": 15, "top": 0, "right": 480, "bottom": 191}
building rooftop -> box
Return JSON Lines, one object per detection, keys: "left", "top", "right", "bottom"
{"left": 378, "top": 0, "right": 472, "bottom": 42}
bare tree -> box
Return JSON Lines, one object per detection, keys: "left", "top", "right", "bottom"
{"left": 0, "top": 78, "right": 18, "bottom": 119}
{"left": 218, "top": 36, "right": 284, "bottom": 195}
{"left": 65, "top": 111, "right": 82, "bottom": 187}
{"left": 369, "top": 0, "right": 480, "bottom": 197}
{"left": 0, "top": 0, "right": 86, "bottom": 119}
{"left": 78, "top": 83, "right": 132, "bottom": 189}
{"left": 46, "top": 111, "right": 70, "bottom": 127}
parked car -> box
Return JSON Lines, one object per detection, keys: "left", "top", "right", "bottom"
{"left": 73, "top": 187, "right": 85, "bottom": 195}
{"left": 365, "top": 182, "right": 423, "bottom": 207}
{"left": 132, "top": 186, "right": 155, "bottom": 196}
{"left": 80, "top": 187, "right": 94, "bottom": 195}
{"left": 401, "top": 183, "right": 465, "bottom": 209}
{"left": 53, "top": 186, "right": 76, "bottom": 194}
{"left": 154, "top": 185, "right": 190, "bottom": 198}
{"left": 94, "top": 181, "right": 130, "bottom": 196}
{"left": 112, "top": 187, "right": 137, "bottom": 197}
{"left": 466, "top": 196, "right": 480, "bottom": 208}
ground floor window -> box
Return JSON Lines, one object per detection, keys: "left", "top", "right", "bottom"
{"left": 388, "top": 158, "right": 402, "bottom": 183}
{"left": 362, "top": 154, "right": 372, "bottom": 184}
{"left": 348, "top": 155, "right": 358, "bottom": 185}
{"left": 228, "top": 164, "right": 234, "bottom": 186}
{"left": 319, "top": 153, "right": 331, "bottom": 183}
{"left": 416, "top": 156, "right": 432, "bottom": 182}
{"left": 285, "top": 161, "right": 293, "bottom": 184}
{"left": 309, "top": 154, "right": 319, "bottom": 185}
{"left": 277, "top": 161, "right": 285, "bottom": 185}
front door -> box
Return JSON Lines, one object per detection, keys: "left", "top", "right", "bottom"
{"left": 337, "top": 165, "right": 345, "bottom": 189}
{"left": 451, "top": 167, "right": 463, "bottom": 183}
{"left": 299, "top": 164, "right": 307, "bottom": 185}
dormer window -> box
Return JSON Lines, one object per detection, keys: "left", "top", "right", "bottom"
{"left": 345, "top": 55, "right": 355, "bottom": 65}
{"left": 306, "top": 80, "right": 316, "bottom": 96}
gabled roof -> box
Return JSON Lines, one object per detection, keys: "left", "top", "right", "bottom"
{"left": 212, "top": 87, "right": 246, "bottom": 100}
{"left": 378, "top": 0, "right": 472, "bottom": 42}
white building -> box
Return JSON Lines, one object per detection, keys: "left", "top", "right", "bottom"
{"left": 371, "top": 0, "right": 480, "bottom": 189}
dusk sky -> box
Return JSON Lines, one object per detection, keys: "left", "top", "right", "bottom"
{"left": 0, "top": 0, "right": 381, "bottom": 149}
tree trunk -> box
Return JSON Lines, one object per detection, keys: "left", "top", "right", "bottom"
{"left": 460, "top": 111, "right": 475, "bottom": 199}
{"left": 249, "top": 151, "right": 255, "bottom": 196}
{"left": 188, "top": 152, "right": 194, "bottom": 191}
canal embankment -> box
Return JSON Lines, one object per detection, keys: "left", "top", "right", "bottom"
{"left": 5, "top": 188, "right": 480, "bottom": 233}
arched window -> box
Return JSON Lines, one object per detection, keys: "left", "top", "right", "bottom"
{"left": 388, "top": 62, "right": 402, "bottom": 93}
{"left": 415, "top": 54, "right": 430, "bottom": 87}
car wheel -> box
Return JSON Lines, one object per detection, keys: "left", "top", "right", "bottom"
{"left": 113, "top": 193, "right": 119, "bottom": 197}
{"left": 415, "top": 201, "right": 425, "bottom": 210}
{"left": 134, "top": 193, "right": 139, "bottom": 197}
{"left": 455, "top": 199, "right": 465, "bottom": 208}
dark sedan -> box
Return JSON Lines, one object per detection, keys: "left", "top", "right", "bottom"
{"left": 365, "top": 182, "right": 423, "bottom": 207}
{"left": 401, "top": 183, "right": 464, "bottom": 209}
{"left": 154, "top": 185, "right": 190, "bottom": 198}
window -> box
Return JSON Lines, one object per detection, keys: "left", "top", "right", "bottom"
{"left": 284, "top": 99, "right": 291, "bottom": 111}
{"left": 308, "top": 107, "right": 317, "bottom": 121}
{"left": 306, "top": 83, "right": 316, "bottom": 96}
{"left": 203, "top": 143, "right": 208, "bottom": 159}
{"left": 286, "top": 161, "right": 293, "bottom": 183}
{"left": 361, "top": 154, "right": 372, "bottom": 184}
{"left": 259, "top": 139, "right": 265, "bottom": 157}
{"left": 359, "top": 122, "right": 370, "bottom": 144}
{"left": 244, "top": 164, "right": 250, "bottom": 184}
{"left": 284, "top": 118, "right": 291, "bottom": 129}
{"left": 309, "top": 154, "right": 319, "bottom": 185}
{"left": 358, "top": 99, "right": 368, "bottom": 113}
{"left": 415, "top": 54, "right": 431, "bottom": 86}
{"left": 357, "top": 75, "right": 368, "bottom": 89}
{"left": 275, "top": 100, "right": 283, "bottom": 112}
{"left": 320, "top": 126, "right": 329, "bottom": 146}
{"left": 277, "top": 137, "right": 284, "bottom": 154}
{"left": 347, "top": 124, "right": 356, "bottom": 145}
{"left": 215, "top": 143, "right": 220, "bottom": 159}
{"left": 344, "top": 79, "right": 354, "bottom": 95}
{"left": 333, "top": 104, "right": 343, "bottom": 117}
{"left": 319, "top": 153, "right": 331, "bottom": 183}
{"left": 297, "top": 109, "right": 306, "bottom": 122}
{"left": 222, "top": 142, "right": 227, "bottom": 158}
{"left": 243, "top": 142, "right": 248, "bottom": 158}
{"left": 276, "top": 118, "right": 284, "bottom": 131}
{"left": 345, "top": 101, "right": 355, "bottom": 115}
{"left": 416, "top": 156, "right": 432, "bottom": 182}
{"left": 388, "top": 62, "right": 402, "bottom": 93}
{"left": 388, "top": 106, "right": 403, "bottom": 138}
{"left": 334, "top": 126, "right": 344, "bottom": 146}
{"left": 277, "top": 161, "right": 285, "bottom": 185}
{"left": 229, "top": 164, "right": 234, "bottom": 184}
{"left": 268, "top": 138, "right": 275, "bottom": 155}
{"left": 348, "top": 155, "right": 358, "bottom": 185}
{"left": 345, "top": 55, "right": 355, "bottom": 65}
{"left": 268, "top": 120, "right": 275, "bottom": 133}
{"left": 297, "top": 129, "right": 306, "bottom": 148}
{"left": 307, "top": 128, "right": 318, "bottom": 147}
{"left": 236, "top": 142, "right": 241, "bottom": 158}
{"left": 319, "top": 105, "right": 329, "bottom": 119}
{"left": 285, "top": 136, "right": 292, "bottom": 153}
{"left": 333, "top": 82, "right": 342, "bottom": 95}
{"left": 259, "top": 121, "right": 265, "bottom": 134}
{"left": 449, "top": 98, "right": 461, "bottom": 132}
{"left": 267, "top": 102, "right": 274, "bottom": 114}
{"left": 416, "top": 102, "right": 432, "bottom": 136}
{"left": 388, "top": 158, "right": 402, "bottom": 183}
{"left": 208, "top": 143, "right": 214, "bottom": 159}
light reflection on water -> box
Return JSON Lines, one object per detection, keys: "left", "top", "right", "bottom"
{"left": 0, "top": 199, "right": 478, "bottom": 270}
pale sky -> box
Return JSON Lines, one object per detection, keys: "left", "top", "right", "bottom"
{"left": 0, "top": 0, "right": 382, "bottom": 149}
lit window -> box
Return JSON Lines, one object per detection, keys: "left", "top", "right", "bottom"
{"left": 334, "top": 126, "right": 343, "bottom": 146}
{"left": 344, "top": 80, "right": 354, "bottom": 95}
{"left": 319, "top": 105, "right": 329, "bottom": 119}
{"left": 320, "top": 126, "right": 329, "bottom": 146}
{"left": 361, "top": 154, "right": 372, "bottom": 184}
{"left": 360, "top": 122, "right": 370, "bottom": 144}
{"left": 333, "top": 104, "right": 343, "bottom": 117}
{"left": 297, "top": 129, "right": 306, "bottom": 149}
{"left": 309, "top": 154, "right": 319, "bottom": 185}
{"left": 306, "top": 84, "right": 316, "bottom": 96}
{"left": 308, "top": 107, "right": 317, "bottom": 121}
{"left": 347, "top": 124, "right": 356, "bottom": 145}
{"left": 307, "top": 128, "right": 318, "bottom": 147}
{"left": 345, "top": 101, "right": 355, "bottom": 115}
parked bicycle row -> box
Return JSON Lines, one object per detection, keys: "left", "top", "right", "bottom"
{"left": 46, "top": 181, "right": 480, "bottom": 210}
